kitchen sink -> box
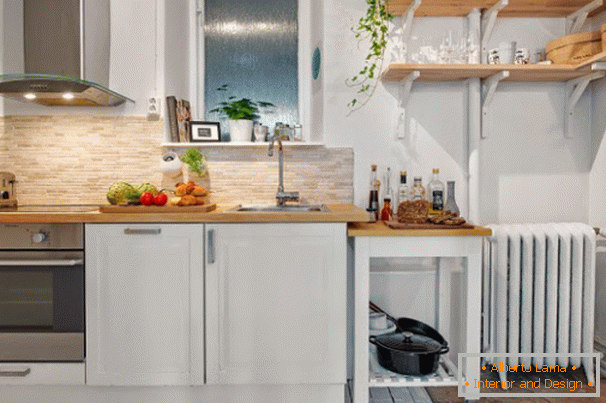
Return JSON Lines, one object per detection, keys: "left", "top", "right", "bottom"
{"left": 228, "top": 204, "right": 330, "bottom": 212}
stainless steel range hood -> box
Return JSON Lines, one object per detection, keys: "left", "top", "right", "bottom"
{"left": 0, "top": 0, "right": 134, "bottom": 107}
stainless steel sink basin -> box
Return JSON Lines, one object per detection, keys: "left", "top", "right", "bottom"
{"left": 229, "top": 204, "right": 330, "bottom": 212}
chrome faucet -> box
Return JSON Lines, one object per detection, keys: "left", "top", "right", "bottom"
{"left": 268, "top": 133, "right": 300, "bottom": 205}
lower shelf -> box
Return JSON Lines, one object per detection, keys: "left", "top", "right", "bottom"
{"left": 369, "top": 348, "right": 458, "bottom": 388}
{"left": 346, "top": 379, "right": 433, "bottom": 403}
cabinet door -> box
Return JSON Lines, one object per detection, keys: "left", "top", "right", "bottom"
{"left": 205, "top": 223, "right": 346, "bottom": 384}
{"left": 85, "top": 224, "right": 204, "bottom": 386}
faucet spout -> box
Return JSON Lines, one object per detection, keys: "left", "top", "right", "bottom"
{"left": 268, "top": 133, "right": 299, "bottom": 205}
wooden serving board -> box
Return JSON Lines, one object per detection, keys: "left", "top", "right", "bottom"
{"left": 99, "top": 203, "right": 217, "bottom": 213}
{"left": 384, "top": 220, "right": 474, "bottom": 230}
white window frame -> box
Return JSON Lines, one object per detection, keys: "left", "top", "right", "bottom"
{"left": 189, "top": 0, "right": 313, "bottom": 142}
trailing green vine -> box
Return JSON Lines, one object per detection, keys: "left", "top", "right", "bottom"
{"left": 347, "top": 0, "right": 394, "bottom": 113}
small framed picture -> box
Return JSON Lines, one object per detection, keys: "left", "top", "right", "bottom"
{"left": 189, "top": 121, "right": 221, "bottom": 142}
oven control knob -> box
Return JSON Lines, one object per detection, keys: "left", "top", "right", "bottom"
{"left": 32, "top": 232, "right": 47, "bottom": 243}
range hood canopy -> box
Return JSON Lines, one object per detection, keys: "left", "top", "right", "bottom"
{"left": 0, "top": 0, "right": 134, "bottom": 107}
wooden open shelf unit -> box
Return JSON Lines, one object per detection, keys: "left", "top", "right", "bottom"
{"left": 381, "top": 63, "right": 596, "bottom": 82}
{"left": 386, "top": 0, "right": 606, "bottom": 17}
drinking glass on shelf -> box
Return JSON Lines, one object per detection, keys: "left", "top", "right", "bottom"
{"left": 409, "top": 36, "right": 421, "bottom": 64}
{"left": 420, "top": 45, "right": 438, "bottom": 64}
{"left": 453, "top": 36, "right": 468, "bottom": 64}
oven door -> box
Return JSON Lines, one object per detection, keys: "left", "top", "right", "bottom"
{"left": 0, "top": 251, "right": 84, "bottom": 362}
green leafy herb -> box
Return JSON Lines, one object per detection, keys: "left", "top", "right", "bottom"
{"left": 180, "top": 148, "right": 207, "bottom": 177}
{"left": 210, "top": 85, "right": 275, "bottom": 121}
{"left": 346, "top": 0, "right": 394, "bottom": 113}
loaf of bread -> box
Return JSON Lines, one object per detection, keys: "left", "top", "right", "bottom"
{"left": 397, "top": 200, "right": 430, "bottom": 223}
{"left": 397, "top": 200, "right": 467, "bottom": 225}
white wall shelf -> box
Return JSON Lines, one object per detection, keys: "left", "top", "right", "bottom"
{"left": 161, "top": 141, "right": 325, "bottom": 147}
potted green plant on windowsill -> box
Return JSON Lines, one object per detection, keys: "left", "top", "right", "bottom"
{"left": 210, "top": 84, "right": 275, "bottom": 142}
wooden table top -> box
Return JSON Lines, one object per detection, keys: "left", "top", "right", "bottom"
{"left": 348, "top": 221, "right": 492, "bottom": 237}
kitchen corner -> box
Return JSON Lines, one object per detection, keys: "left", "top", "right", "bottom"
{"left": 4, "top": 0, "right": 606, "bottom": 401}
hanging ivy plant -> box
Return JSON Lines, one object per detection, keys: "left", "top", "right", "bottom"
{"left": 347, "top": 0, "right": 394, "bottom": 113}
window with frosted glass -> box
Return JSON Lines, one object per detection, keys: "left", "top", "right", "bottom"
{"left": 204, "top": 0, "right": 299, "bottom": 139}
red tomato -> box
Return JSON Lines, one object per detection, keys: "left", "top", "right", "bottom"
{"left": 154, "top": 192, "right": 168, "bottom": 206}
{"left": 140, "top": 191, "right": 154, "bottom": 206}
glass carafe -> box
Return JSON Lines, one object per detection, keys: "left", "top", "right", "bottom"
{"left": 444, "top": 181, "right": 460, "bottom": 216}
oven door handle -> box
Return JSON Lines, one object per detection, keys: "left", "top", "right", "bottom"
{"left": 0, "top": 259, "right": 83, "bottom": 267}
{"left": 0, "top": 368, "right": 31, "bottom": 377}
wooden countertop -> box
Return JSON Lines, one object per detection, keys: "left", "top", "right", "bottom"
{"left": 0, "top": 204, "right": 369, "bottom": 224}
{"left": 348, "top": 221, "right": 492, "bottom": 237}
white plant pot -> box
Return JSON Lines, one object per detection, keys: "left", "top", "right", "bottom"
{"left": 229, "top": 119, "right": 254, "bottom": 142}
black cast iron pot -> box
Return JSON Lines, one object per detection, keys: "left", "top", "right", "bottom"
{"left": 369, "top": 330, "right": 449, "bottom": 376}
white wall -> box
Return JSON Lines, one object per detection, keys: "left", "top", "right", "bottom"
{"left": 324, "top": 2, "right": 469, "bottom": 216}
{"left": 164, "top": 0, "right": 190, "bottom": 104}
{"left": 324, "top": 2, "right": 593, "bottom": 225}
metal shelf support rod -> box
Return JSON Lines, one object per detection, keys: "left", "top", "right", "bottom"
{"left": 565, "top": 71, "right": 605, "bottom": 138}
{"left": 566, "top": 0, "right": 602, "bottom": 34}
{"left": 481, "top": 70, "right": 509, "bottom": 139}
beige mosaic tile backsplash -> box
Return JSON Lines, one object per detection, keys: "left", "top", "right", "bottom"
{"left": 0, "top": 116, "right": 353, "bottom": 205}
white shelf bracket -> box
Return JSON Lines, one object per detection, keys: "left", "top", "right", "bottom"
{"left": 481, "top": 0, "right": 509, "bottom": 61}
{"left": 402, "top": 0, "right": 422, "bottom": 62}
{"left": 481, "top": 71, "right": 509, "bottom": 139}
{"left": 565, "top": 71, "right": 605, "bottom": 138}
{"left": 398, "top": 70, "right": 421, "bottom": 139}
{"left": 566, "top": 0, "right": 602, "bottom": 34}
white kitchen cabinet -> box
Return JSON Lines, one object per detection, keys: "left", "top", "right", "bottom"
{"left": 205, "top": 223, "right": 347, "bottom": 385}
{"left": 85, "top": 224, "right": 204, "bottom": 386}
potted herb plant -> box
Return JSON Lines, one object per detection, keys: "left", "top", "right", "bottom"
{"left": 180, "top": 148, "right": 210, "bottom": 188}
{"left": 210, "top": 84, "right": 274, "bottom": 142}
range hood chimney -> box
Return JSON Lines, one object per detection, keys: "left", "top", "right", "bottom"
{"left": 0, "top": 0, "right": 134, "bottom": 107}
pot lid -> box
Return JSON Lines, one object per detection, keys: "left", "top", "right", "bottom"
{"left": 372, "top": 331, "right": 442, "bottom": 353}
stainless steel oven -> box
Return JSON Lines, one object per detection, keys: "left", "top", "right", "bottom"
{"left": 0, "top": 223, "right": 84, "bottom": 362}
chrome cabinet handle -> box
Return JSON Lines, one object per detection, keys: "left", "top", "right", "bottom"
{"left": 207, "top": 229, "right": 215, "bottom": 264}
{"left": 0, "top": 368, "right": 31, "bottom": 377}
{"left": 124, "top": 228, "right": 162, "bottom": 235}
{"left": 0, "top": 259, "right": 83, "bottom": 267}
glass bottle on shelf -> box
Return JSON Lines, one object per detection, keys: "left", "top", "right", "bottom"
{"left": 397, "top": 170, "right": 409, "bottom": 208}
{"left": 444, "top": 180, "right": 460, "bottom": 216}
{"left": 380, "top": 167, "right": 393, "bottom": 221}
{"left": 427, "top": 168, "right": 445, "bottom": 214}
{"left": 367, "top": 165, "right": 380, "bottom": 221}
{"left": 411, "top": 176, "right": 425, "bottom": 201}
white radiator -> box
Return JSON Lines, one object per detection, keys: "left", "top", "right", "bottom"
{"left": 483, "top": 223, "right": 596, "bottom": 386}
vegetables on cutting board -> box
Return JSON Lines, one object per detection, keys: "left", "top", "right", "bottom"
{"left": 106, "top": 181, "right": 207, "bottom": 207}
